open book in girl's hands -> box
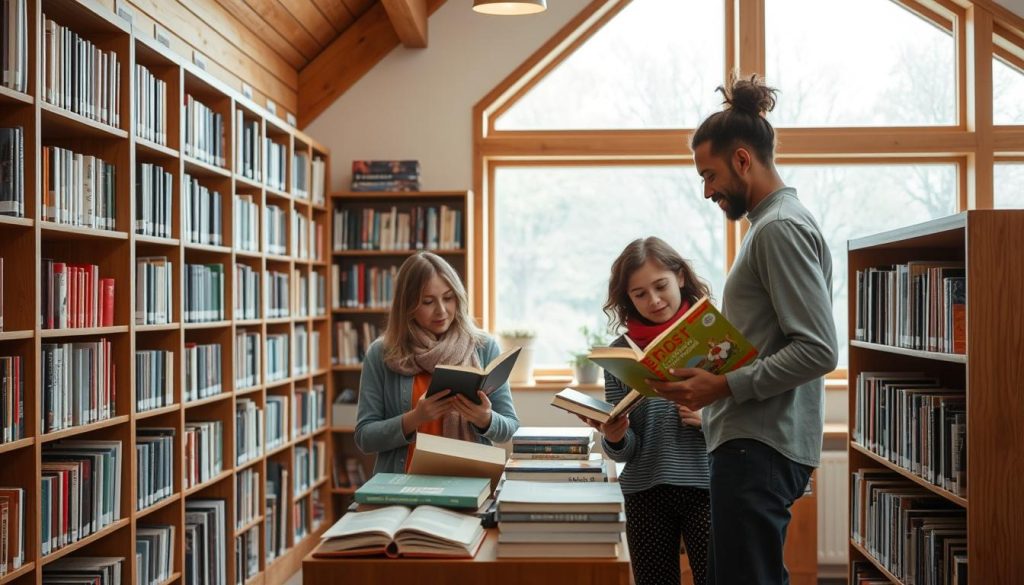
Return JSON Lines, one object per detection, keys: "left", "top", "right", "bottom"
{"left": 313, "top": 505, "right": 485, "bottom": 558}
{"left": 587, "top": 296, "right": 757, "bottom": 397}
{"left": 550, "top": 387, "right": 645, "bottom": 424}
{"left": 425, "top": 347, "right": 522, "bottom": 404}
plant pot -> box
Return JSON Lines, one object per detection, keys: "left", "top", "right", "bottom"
{"left": 574, "top": 361, "right": 600, "bottom": 385}
{"left": 500, "top": 335, "right": 534, "bottom": 384}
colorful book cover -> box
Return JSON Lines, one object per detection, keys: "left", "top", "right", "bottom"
{"left": 587, "top": 296, "right": 757, "bottom": 397}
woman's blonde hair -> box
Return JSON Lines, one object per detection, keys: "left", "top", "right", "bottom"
{"left": 382, "top": 252, "right": 484, "bottom": 362}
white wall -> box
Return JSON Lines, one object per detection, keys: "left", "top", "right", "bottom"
{"left": 305, "top": 0, "right": 590, "bottom": 191}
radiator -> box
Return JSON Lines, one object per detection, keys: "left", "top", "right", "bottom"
{"left": 817, "top": 450, "right": 849, "bottom": 566}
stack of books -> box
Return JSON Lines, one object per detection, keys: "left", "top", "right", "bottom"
{"left": 495, "top": 480, "right": 625, "bottom": 558}
{"left": 506, "top": 427, "right": 607, "bottom": 482}
{"left": 350, "top": 160, "right": 420, "bottom": 192}
{"left": 509, "top": 426, "right": 596, "bottom": 461}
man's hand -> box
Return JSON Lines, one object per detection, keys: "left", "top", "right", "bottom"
{"left": 648, "top": 368, "right": 731, "bottom": 410}
{"left": 452, "top": 391, "right": 493, "bottom": 430}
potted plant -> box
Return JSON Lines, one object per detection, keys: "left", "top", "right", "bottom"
{"left": 498, "top": 327, "right": 536, "bottom": 384}
{"left": 570, "top": 325, "right": 606, "bottom": 385}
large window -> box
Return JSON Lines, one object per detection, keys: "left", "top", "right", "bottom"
{"left": 995, "top": 163, "right": 1024, "bottom": 208}
{"left": 495, "top": 0, "right": 725, "bottom": 130}
{"left": 778, "top": 164, "right": 958, "bottom": 367}
{"left": 994, "top": 57, "right": 1024, "bottom": 125}
{"left": 494, "top": 165, "right": 726, "bottom": 367}
{"left": 765, "top": 0, "right": 956, "bottom": 126}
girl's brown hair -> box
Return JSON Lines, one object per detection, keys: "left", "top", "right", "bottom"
{"left": 603, "top": 237, "right": 711, "bottom": 331}
{"left": 382, "top": 252, "right": 483, "bottom": 361}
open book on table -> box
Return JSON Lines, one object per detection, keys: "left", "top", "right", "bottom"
{"left": 313, "top": 505, "right": 485, "bottom": 558}
{"left": 425, "top": 346, "right": 521, "bottom": 404}
{"left": 587, "top": 296, "right": 757, "bottom": 397}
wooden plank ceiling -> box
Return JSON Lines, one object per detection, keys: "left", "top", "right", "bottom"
{"left": 209, "top": 0, "right": 442, "bottom": 126}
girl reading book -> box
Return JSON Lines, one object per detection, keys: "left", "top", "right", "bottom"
{"left": 580, "top": 237, "right": 711, "bottom": 585}
{"left": 354, "top": 252, "right": 520, "bottom": 475}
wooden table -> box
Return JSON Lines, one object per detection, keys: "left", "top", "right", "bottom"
{"left": 302, "top": 528, "right": 632, "bottom": 585}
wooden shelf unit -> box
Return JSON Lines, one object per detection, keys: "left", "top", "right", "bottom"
{"left": 328, "top": 190, "right": 473, "bottom": 513}
{"left": 0, "top": 1, "right": 331, "bottom": 583}
{"left": 846, "top": 210, "right": 1024, "bottom": 583}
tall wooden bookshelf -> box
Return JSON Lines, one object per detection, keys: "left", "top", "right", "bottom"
{"left": 846, "top": 210, "right": 1024, "bottom": 583}
{"left": 328, "top": 190, "right": 472, "bottom": 513}
{"left": 0, "top": 1, "right": 331, "bottom": 584}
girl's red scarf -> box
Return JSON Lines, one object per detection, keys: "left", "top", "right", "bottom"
{"left": 625, "top": 300, "right": 690, "bottom": 349}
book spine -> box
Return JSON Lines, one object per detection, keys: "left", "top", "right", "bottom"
{"left": 511, "top": 444, "right": 591, "bottom": 454}
{"left": 354, "top": 493, "right": 477, "bottom": 509}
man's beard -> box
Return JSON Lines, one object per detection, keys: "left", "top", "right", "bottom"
{"left": 712, "top": 189, "right": 748, "bottom": 221}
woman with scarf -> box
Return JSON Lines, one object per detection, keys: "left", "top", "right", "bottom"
{"left": 354, "top": 252, "right": 519, "bottom": 475}
{"left": 579, "top": 237, "right": 711, "bottom": 585}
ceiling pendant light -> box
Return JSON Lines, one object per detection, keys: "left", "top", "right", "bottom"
{"left": 472, "top": 0, "right": 547, "bottom": 15}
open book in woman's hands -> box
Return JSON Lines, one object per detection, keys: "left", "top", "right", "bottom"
{"left": 313, "top": 505, "right": 485, "bottom": 558}
{"left": 425, "top": 347, "right": 522, "bottom": 404}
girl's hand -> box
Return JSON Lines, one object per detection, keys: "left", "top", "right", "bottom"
{"left": 452, "top": 391, "right": 493, "bottom": 430}
{"left": 677, "top": 404, "right": 702, "bottom": 428}
{"left": 575, "top": 413, "right": 630, "bottom": 443}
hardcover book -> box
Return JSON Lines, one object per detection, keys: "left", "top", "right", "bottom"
{"left": 550, "top": 387, "right": 644, "bottom": 424}
{"left": 354, "top": 473, "right": 490, "bottom": 509}
{"left": 587, "top": 296, "right": 757, "bottom": 397}
{"left": 407, "top": 433, "right": 506, "bottom": 491}
{"left": 314, "top": 504, "right": 484, "bottom": 558}
{"left": 425, "top": 347, "right": 521, "bottom": 405}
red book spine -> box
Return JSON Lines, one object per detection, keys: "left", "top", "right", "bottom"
{"left": 100, "top": 278, "right": 115, "bottom": 327}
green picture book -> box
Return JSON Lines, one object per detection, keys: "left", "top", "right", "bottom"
{"left": 354, "top": 473, "right": 490, "bottom": 509}
{"left": 587, "top": 296, "right": 757, "bottom": 397}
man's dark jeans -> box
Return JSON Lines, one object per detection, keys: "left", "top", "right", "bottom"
{"left": 707, "top": 438, "right": 812, "bottom": 585}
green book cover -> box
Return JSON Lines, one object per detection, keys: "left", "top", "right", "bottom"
{"left": 354, "top": 473, "right": 489, "bottom": 509}
{"left": 587, "top": 296, "right": 757, "bottom": 397}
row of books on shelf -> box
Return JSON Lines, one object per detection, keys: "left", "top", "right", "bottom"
{"left": 235, "top": 113, "right": 262, "bottom": 183}
{"left": 136, "top": 349, "right": 172, "bottom": 412}
{"left": 183, "top": 173, "right": 224, "bottom": 246}
{"left": 137, "top": 525, "right": 174, "bottom": 585}
{"left": 136, "top": 162, "right": 173, "bottom": 238}
{"left": 183, "top": 94, "right": 225, "bottom": 168}
{"left": 350, "top": 160, "right": 420, "bottom": 192}
{"left": 236, "top": 397, "right": 263, "bottom": 465}
{"left": 0, "top": 486, "right": 24, "bottom": 576}
{"left": 0, "top": 355, "right": 23, "bottom": 444}
{"left": 0, "top": 127, "right": 24, "bottom": 217}
{"left": 332, "top": 320, "right": 379, "bottom": 366}
{"left": 42, "top": 14, "right": 122, "bottom": 128}
{"left": 1, "top": 0, "right": 29, "bottom": 96}
{"left": 135, "top": 63, "right": 169, "bottom": 146}
{"left": 42, "top": 338, "right": 115, "bottom": 433}
{"left": 265, "top": 139, "right": 287, "bottom": 192}
{"left": 137, "top": 427, "right": 174, "bottom": 511}
{"left": 42, "top": 145, "right": 117, "bottom": 231}
{"left": 40, "top": 260, "right": 115, "bottom": 329}
{"left": 851, "top": 468, "right": 965, "bottom": 584}
{"left": 331, "top": 263, "right": 397, "bottom": 309}
{"left": 855, "top": 262, "right": 966, "bottom": 354}
{"left": 853, "top": 372, "right": 967, "bottom": 497}
{"left": 184, "top": 262, "right": 224, "bottom": 323}
{"left": 332, "top": 205, "right": 463, "bottom": 251}
{"left": 136, "top": 256, "right": 172, "bottom": 325}
{"left": 184, "top": 419, "right": 223, "bottom": 489}
{"left": 40, "top": 439, "right": 123, "bottom": 556}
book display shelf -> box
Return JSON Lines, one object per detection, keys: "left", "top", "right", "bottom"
{"left": 0, "top": 0, "right": 331, "bottom": 583}
{"left": 846, "top": 211, "right": 1024, "bottom": 583}
{"left": 328, "top": 190, "right": 471, "bottom": 511}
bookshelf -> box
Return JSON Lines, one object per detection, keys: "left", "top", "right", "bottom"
{"left": 0, "top": 0, "right": 331, "bottom": 583}
{"left": 328, "top": 190, "right": 472, "bottom": 513}
{"left": 846, "top": 210, "right": 1024, "bottom": 584}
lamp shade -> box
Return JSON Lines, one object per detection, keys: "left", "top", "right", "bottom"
{"left": 472, "top": 0, "right": 546, "bottom": 15}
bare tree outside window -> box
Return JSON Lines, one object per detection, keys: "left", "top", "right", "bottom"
{"left": 994, "top": 57, "right": 1024, "bottom": 125}
{"left": 495, "top": 166, "right": 725, "bottom": 367}
{"left": 995, "top": 164, "right": 1024, "bottom": 208}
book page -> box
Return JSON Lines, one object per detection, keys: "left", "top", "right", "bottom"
{"left": 398, "top": 505, "right": 483, "bottom": 546}
{"left": 322, "top": 505, "right": 409, "bottom": 541}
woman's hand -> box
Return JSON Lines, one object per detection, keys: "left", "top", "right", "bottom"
{"left": 402, "top": 390, "right": 454, "bottom": 435}
{"left": 452, "top": 391, "right": 493, "bottom": 430}
{"left": 576, "top": 413, "right": 630, "bottom": 444}
{"left": 677, "top": 404, "right": 702, "bottom": 428}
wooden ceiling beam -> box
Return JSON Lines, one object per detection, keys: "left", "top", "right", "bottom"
{"left": 381, "top": 0, "right": 429, "bottom": 48}
{"left": 298, "top": 0, "right": 445, "bottom": 127}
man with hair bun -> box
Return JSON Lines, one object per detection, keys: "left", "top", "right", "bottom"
{"left": 649, "top": 74, "right": 838, "bottom": 585}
